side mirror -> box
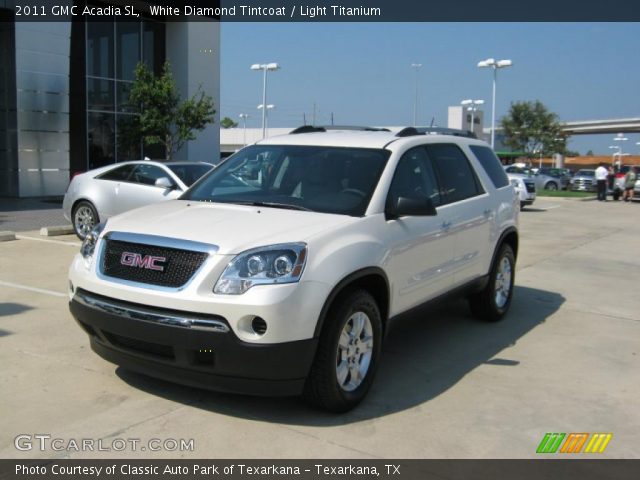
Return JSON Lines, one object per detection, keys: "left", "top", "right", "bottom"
{"left": 155, "top": 177, "right": 175, "bottom": 189}
{"left": 386, "top": 196, "right": 437, "bottom": 220}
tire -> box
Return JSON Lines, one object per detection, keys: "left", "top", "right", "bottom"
{"left": 469, "top": 244, "right": 515, "bottom": 322}
{"left": 520, "top": 202, "right": 525, "bottom": 211}
{"left": 545, "top": 182, "right": 558, "bottom": 191}
{"left": 613, "top": 190, "right": 621, "bottom": 201}
{"left": 72, "top": 201, "right": 99, "bottom": 240}
{"left": 303, "top": 290, "right": 382, "bottom": 412}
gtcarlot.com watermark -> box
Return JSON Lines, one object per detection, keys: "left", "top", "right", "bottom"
{"left": 15, "top": 434, "right": 195, "bottom": 453}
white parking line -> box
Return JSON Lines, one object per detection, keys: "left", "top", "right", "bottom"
{"left": 15, "top": 235, "right": 81, "bottom": 247}
{"left": 0, "top": 280, "right": 67, "bottom": 298}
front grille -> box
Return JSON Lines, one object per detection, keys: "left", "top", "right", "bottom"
{"left": 103, "top": 331, "right": 175, "bottom": 359}
{"left": 101, "top": 239, "right": 208, "bottom": 288}
{"left": 525, "top": 182, "right": 535, "bottom": 193}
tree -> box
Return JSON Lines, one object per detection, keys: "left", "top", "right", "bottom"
{"left": 501, "top": 101, "right": 567, "bottom": 158}
{"left": 220, "top": 117, "right": 238, "bottom": 129}
{"left": 586, "top": 149, "right": 594, "bottom": 156}
{"left": 121, "top": 62, "right": 216, "bottom": 160}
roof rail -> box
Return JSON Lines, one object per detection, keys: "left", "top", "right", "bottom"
{"left": 395, "top": 126, "right": 477, "bottom": 139}
{"left": 290, "top": 125, "right": 391, "bottom": 134}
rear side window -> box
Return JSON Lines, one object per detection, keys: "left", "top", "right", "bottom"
{"left": 97, "top": 164, "right": 135, "bottom": 181}
{"left": 426, "top": 144, "right": 483, "bottom": 204}
{"left": 470, "top": 145, "right": 509, "bottom": 189}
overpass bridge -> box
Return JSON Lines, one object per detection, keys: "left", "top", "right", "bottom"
{"left": 561, "top": 118, "right": 640, "bottom": 135}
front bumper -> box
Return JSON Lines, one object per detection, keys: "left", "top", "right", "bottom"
{"left": 69, "top": 289, "right": 317, "bottom": 396}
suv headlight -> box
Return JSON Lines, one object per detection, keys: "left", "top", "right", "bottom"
{"left": 80, "top": 222, "right": 106, "bottom": 261}
{"left": 214, "top": 243, "right": 307, "bottom": 295}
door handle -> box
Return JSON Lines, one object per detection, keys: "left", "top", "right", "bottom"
{"left": 441, "top": 221, "right": 452, "bottom": 230}
{"left": 483, "top": 209, "right": 492, "bottom": 218}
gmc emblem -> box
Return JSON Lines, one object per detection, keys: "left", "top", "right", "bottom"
{"left": 120, "top": 252, "right": 166, "bottom": 272}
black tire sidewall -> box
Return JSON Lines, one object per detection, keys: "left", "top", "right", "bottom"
{"left": 489, "top": 245, "right": 515, "bottom": 317}
{"left": 311, "top": 290, "right": 382, "bottom": 411}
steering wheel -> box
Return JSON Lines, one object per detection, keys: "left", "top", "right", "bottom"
{"left": 340, "top": 188, "right": 367, "bottom": 198}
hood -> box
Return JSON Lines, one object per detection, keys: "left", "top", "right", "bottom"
{"left": 103, "top": 200, "right": 358, "bottom": 254}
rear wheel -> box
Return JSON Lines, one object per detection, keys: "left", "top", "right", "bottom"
{"left": 72, "top": 201, "right": 99, "bottom": 240}
{"left": 303, "top": 290, "right": 382, "bottom": 412}
{"left": 545, "top": 182, "right": 558, "bottom": 191}
{"left": 469, "top": 244, "right": 515, "bottom": 322}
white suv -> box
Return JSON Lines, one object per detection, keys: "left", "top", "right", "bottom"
{"left": 68, "top": 126, "right": 519, "bottom": 412}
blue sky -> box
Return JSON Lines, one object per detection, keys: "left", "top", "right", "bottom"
{"left": 220, "top": 23, "right": 640, "bottom": 155}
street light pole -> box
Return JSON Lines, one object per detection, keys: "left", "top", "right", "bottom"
{"left": 238, "top": 113, "right": 250, "bottom": 146}
{"left": 461, "top": 99, "right": 484, "bottom": 135}
{"left": 478, "top": 58, "right": 513, "bottom": 148}
{"left": 251, "top": 63, "right": 280, "bottom": 139}
{"left": 411, "top": 63, "right": 422, "bottom": 127}
{"left": 257, "top": 104, "right": 275, "bottom": 137}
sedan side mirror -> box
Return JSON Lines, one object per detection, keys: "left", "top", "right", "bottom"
{"left": 386, "top": 196, "right": 437, "bottom": 220}
{"left": 155, "top": 177, "right": 176, "bottom": 189}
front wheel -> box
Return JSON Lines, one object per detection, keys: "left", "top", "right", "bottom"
{"left": 545, "top": 182, "right": 558, "bottom": 191}
{"left": 469, "top": 244, "right": 515, "bottom": 322}
{"left": 303, "top": 290, "right": 382, "bottom": 412}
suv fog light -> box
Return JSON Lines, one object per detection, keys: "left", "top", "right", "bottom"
{"left": 251, "top": 317, "right": 267, "bottom": 336}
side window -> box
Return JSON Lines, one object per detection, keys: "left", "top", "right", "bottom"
{"left": 426, "top": 144, "right": 483, "bottom": 204}
{"left": 97, "top": 164, "right": 135, "bottom": 181}
{"left": 470, "top": 145, "right": 509, "bottom": 188}
{"left": 387, "top": 147, "right": 441, "bottom": 208}
{"left": 130, "top": 164, "right": 172, "bottom": 187}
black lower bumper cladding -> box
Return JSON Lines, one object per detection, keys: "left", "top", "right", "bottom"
{"left": 69, "top": 289, "right": 317, "bottom": 396}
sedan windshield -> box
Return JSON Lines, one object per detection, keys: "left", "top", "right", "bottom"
{"left": 182, "top": 145, "right": 390, "bottom": 216}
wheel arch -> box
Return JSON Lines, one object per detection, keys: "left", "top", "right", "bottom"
{"left": 313, "top": 267, "right": 390, "bottom": 338}
{"left": 492, "top": 227, "right": 519, "bottom": 266}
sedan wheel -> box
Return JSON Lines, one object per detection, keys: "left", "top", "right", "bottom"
{"left": 545, "top": 182, "right": 558, "bottom": 191}
{"left": 73, "top": 201, "right": 99, "bottom": 240}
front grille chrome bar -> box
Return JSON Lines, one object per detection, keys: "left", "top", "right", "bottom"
{"left": 74, "top": 290, "right": 229, "bottom": 333}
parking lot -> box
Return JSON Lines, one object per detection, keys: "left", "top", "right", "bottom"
{"left": 1, "top": 197, "right": 638, "bottom": 459}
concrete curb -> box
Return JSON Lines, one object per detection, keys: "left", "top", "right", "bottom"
{"left": 580, "top": 196, "right": 598, "bottom": 201}
{"left": 40, "top": 225, "right": 74, "bottom": 237}
{"left": 0, "top": 231, "right": 17, "bottom": 242}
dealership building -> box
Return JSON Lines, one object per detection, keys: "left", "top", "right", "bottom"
{"left": 0, "top": 1, "right": 220, "bottom": 197}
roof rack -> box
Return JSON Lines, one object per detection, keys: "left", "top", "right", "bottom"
{"left": 395, "top": 127, "right": 477, "bottom": 139}
{"left": 290, "top": 125, "right": 391, "bottom": 134}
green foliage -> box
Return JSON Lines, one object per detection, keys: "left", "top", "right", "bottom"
{"left": 501, "top": 101, "right": 567, "bottom": 158}
{"left": 122, "top": 62, "right": 216, "bottom": 160}
{"left": 586, "top": 149, "right": 594, "bottom": 156}
{"left": 220, "top": 117, "right": 239, "bottom": 129}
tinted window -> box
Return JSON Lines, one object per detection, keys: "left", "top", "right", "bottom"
{"left": 183, "top": 145, "right": 390, "bottom": 216}
{"left": 387, "top": 147, "right": 441, "bottom": 208}
{"left": 470, "top": 145, "right": 509, "bottom": 188}
{"left": 168, "top": 164, "right": 213, "bottom": 186}
{"left": 427, "top": 144, "right": 482, "bottom": 204}
{"left": 97, "top": 164, "right": 135, "bottom": 181}
{"left": 130, "top": 164, "right": 172, "bottom": 186}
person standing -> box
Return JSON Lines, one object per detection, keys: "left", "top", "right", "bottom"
{"left": 623, "top": 166, "right": 637, "bottom": 202}
{"left": 595, "top": 163, "right": 609, "bottom": 201}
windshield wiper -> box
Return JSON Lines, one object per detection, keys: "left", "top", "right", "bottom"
{"left": 231, "top": 200, "right": 313, "bottom": 212}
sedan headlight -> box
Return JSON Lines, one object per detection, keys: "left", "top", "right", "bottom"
{"left": 510, "top": 179, "right": 520, "bottom": 188}
{"left": 214, "top": 243, "right": 307, "bottom": 295}
{"left": 80, "top": 222, "right": 106, "bottom": 261}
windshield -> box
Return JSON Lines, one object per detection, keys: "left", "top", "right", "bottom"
{"left": 168, "top": 163, "right": 213, "bottom": 186}
{"left": 576, "top": 170, "right": 595, "bottom": 176}
{"left": 182, "top": 145, "right": 390, "bottom": 216}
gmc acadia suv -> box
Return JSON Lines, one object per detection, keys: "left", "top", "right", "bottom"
{"left": 68, "top": 126, "right": 519, "bottom": 412}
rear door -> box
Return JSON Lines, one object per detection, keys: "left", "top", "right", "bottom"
{"left": 427, "top": 143, "right": 492, "bottom": 286}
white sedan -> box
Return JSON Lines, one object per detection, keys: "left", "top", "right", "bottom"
{"left": 63, "top": 161, "right": 213, "bottom": 238}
